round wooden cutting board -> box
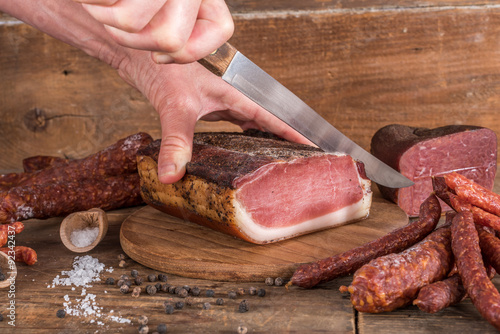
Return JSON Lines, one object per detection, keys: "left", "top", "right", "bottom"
{"left": 120, "top": 196, "right": 408, "bottom": 282}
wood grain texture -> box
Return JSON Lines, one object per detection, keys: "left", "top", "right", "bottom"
{"left": 2, "top": 4, "right": 500, "bottom": 171}
{"left": 120, "top": 196, "right": 408, "bottom": 282}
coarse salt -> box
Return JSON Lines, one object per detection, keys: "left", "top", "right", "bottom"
{"left": 70, "top": 227, "right": 99, "bottom": 248}
{"left": 48, "top": 255, "right": 131, "bottom": 327}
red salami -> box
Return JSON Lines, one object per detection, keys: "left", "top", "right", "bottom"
{"left": 289, "top": 195, "right": 441, "bottom": 289}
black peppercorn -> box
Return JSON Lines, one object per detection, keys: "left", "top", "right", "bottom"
{"left": 257, "top": 289, "right": 266, "bottom": 297}
{"left": 228, "top": 291, "right": 237, "bottom": 299}
{"left": 158, "top": 274, "right": 168, "bottom": 282}
{"left": 205, "top": 289, "right": 215, "bottom": 297}
{"left": 175, "top": 301, "right": 185, "bottom": 309}
{"left": 147, "top": 274, "right": 157, "bottom": 282}
{"left": 238, "top": 299, "right": 249, "bottom": 313}
{"left": 105, "top": 277, "right": 115, "bottom": 285}
{"left": 120, "top": 284, "right": 130, "bottom": 294}
{"left": 274, "top": 277, "right": 284, "bottom": 286}
{"left": 177, "top": 288, "right": 188, "bottom": 298}
{"left": 146, "top": 285, "right": 157, "bottom": 295}
{"left": 202, "top": 302, "right": 211, "bottom": 310}
{"left": 56, "top": 309, "right": 66, "bottom": 318}
{"left": 124, "top": 280, "right": 133, "bottom": 287}
{"left": 155, "top": 282, "right": 162, "bottom": 291}
{"left": 248, "top": 287, "right": 257, "bottom": 295}
{"left": 164, "top": 303, "right": 174, "bottom": 314}
{"left": 130, "top": 269, "right": 139, "bottom": 278}
{"left": 157, "top": 323, "right": 167, "bottom": 334}
{"left": 0, "top": 273, "right": 6, "bottom": 281}
{"left": 190, "top": 286, "right": 200, "bottom": 296}
{"left": 168, "top": 286, "right": 177, "bottom": 294}
{"left": 120, "top": 274, "right": 130, "bottom": 280}
{"left": 161, "top": 283, "right": 170, "bottom": 292}
{"left": 216, "top": 298, "right": 224, "bottom": 305}
{"left": 138, "top": 315, "right": 148, "bottom": 325}
{"left": 135, "top": 276, "right": 144, "bottom": 286}
{"left": 182, "top": 285, "right": 191, "bottom": 292}
{"left": 265, "top": 277, "right": 274, "bottom": 286}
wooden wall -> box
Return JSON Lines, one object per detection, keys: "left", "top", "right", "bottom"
{"left": 1, "top": 1, "right": 500, "bottom": 171}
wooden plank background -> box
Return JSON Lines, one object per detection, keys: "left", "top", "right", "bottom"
{"left": 1, "top": 1, "right": 500, "bottom": 171}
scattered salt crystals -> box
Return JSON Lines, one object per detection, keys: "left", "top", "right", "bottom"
{"left": 48, "top": 255, "right": 131, "bottom": 327}
{"left": 70, "top": 227, "right": 99, "bottom": 247}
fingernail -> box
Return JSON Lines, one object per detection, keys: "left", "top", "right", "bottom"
{"left": 152, "top": 52, "right": 173, "bottom": 64}
{"left": 159, "top": 162, "right": 177, "bottom": 176}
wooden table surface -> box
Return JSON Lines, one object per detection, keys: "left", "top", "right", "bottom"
{"left": 0, "top": 190, "right": 499, "bottom": 334}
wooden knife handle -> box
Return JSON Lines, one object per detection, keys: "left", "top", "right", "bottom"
{"left": 198, "top": 42, "right": 238, "bottom": 77}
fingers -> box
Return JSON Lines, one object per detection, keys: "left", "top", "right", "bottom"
{"left": 76, "top": 0, "right": 234, "bottom": 63}
{"left": 156, "top": 103, "right": 199, "bottom": 184}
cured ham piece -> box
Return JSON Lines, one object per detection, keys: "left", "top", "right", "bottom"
{"left": 137, "top": 131, "right": 372, "bottom": 244}
{"left": 371, "top": 124, "right": 497, "bottom": 217}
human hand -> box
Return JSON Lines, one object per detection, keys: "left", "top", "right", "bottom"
{"left": 74, "top": 0, "right": 234, "bottom": 64}
{"left": 118, "top": 53, "right": 310, "bottom": 184}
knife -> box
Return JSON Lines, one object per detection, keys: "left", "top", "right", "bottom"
{"left": 198, "top": 43, "right": 413, "bottom": 188}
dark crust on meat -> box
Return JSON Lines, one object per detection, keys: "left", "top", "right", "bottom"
{"left": 370, "top": 124, "right": 484, "bottom": 170}
{"left": 139, "top": 131, "right": 326, "bottom": 189}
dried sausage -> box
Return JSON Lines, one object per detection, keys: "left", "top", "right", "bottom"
{"left": 451, "top": 211, "right": 500, "bottom": 330}
{"left": 413, "top": 274, "right": 465, "bottom": 313}
{"left": 477, "top": 225, "right": 500, "bottom": 274}
{"left": 340, "top": 225, "right": 453, "bottom": 313}
{"left": 449, "top": 193, "right": 500, "bottom": 233}
{"left": 288, "top": 195, "right": 441, "bottom": 289}
{"left": 0, "top": 246, "right": 37, "bottom": 265}
{"left": 0, "top": 174, "right": 142, "bottom": 223}
{"left": 22, "top": 155, "right": 68, "bottom": 172}
{"left": 0, "top": 222, "right": 25, "bottom": 247}
{"left": 444, "top": 172, "right": 500, "bottom": 216}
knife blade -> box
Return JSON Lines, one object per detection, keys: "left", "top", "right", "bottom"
{"left": 198, "top": 43, "right": 413, "bottom": 188}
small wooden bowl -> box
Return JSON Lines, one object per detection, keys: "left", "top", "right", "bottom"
{"left": 0, "top": 251, "right": 17, "bottom": 288}
{"left": 60, "top": 208, "right": 108, "bottom": 253}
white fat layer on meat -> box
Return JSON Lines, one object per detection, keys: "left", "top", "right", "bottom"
{"left": 232, "top": 177, "right": 372, "bottom": 244}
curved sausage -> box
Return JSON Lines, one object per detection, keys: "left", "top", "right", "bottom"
{"left": 451, "top": 211, "right": 500, "bottom": 331}
{"left": 413, "top": 274, "right": 465, "bottom": 313}
{"left": 340, "top": 225, "right": 453, "bottom": 313}
{"left": 289, "top": 194, "right": 441, "bottom": 289}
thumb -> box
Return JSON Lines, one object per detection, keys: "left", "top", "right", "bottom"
{"left": 157, "top": 110, "right": 197, "bottom": 184}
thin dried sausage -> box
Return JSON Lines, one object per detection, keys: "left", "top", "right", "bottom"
{"left": 340, "top": 225, "right": 453, "bottom": 313}
{"left": 449, "top": 193, "right": 500, "bottom": 233}
{"left": 0, "top": 174, "right": 142, "bottom": 223}
{"left": 477, "top": 225, "right": 500, "bottom": 274}
{"left": 288, "top": 194, "right": 441, "bottom": 289}
{"left": 0, "top": 246, "right": 37, "bottom": 265}
{"left": 451, "top": 211, "right": 500, "bottom": 330}
{"left": 413, "top": 274, "right": 465, "bottom": 313}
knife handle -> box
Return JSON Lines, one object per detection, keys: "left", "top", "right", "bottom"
{"left": 198, "top": 42, "right": 238, "bottom": 77}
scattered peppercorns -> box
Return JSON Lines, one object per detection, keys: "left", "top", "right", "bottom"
{"left": 237, "top": 288, "right": 245, "bottom": 295}
{"left": 202, "top": 302, "right": 211, "bottom": 310}
{"left": 138, "top": 315, "right": 148, "bottom": 325}
{"left": 205, "top": 289, "right": 215, "bottom": 297}
{"left": 228, "top": 291, "right": 237, "bottom": 299}
{"left": 158, "top": 274, "right": 168, "bottom": 282}
{"left": 274, "top": 277, "right": 284, "bottom": 286}
{"left": 105, "top": 277, "right": 115, "bottom": 285}
{"left": 124, "top": 280, "right": 133, "bottom": 287}
{"left": 164, "top": 303, "right": 174, "bottom": 314}
{"left": 237, "top": 325, "right": 248, "bottom": 334}
{"left": 174, "top": 301, "right": 185, "bottom": 310}
{"left": 168, "top": 286, "right": 177, "bottom": 294}
{"left": 257, "top": 289, "right": 266, "bottom": 297}
{"left": 138, "top": 324, "right": 149, "bottom": 334}
{"left": 248, "top": 287, "right": 257, "bottom": 296}
{"left": 148, "top": 274, "right": 157, "bottom": 282}
{"left": 190, "top": 286, "right": 200, "bottom": 296}
{"left": 146, "top": 285, "right": 157, "bottom": 295}
{"left": 238, "top": 300, "right": 249, "bottom": 313}
{"left": 177, "top": 288, "right": 189, "bottom": 298}
{"left": 265, "top": 277, "right": 274, "bottom": 286}
{"left": 132, "top": 286, "right": 141, "bottom": 298}
{"left": 131, "top": 269, "right": 139, "bottom": 278}
{"left": 157, "top": 323, "right": 167, "bottom": 334}
{"left": 120, "top": 284, "right": 130, "bottom": 294}
{"left": 161, "top": 283, "right": 170, "bottom": 292}
{"left": 0, "top": 273, "right": 6, "bottom": 281}
{"left": 120, "top": 274, "right": 130, "bottom": 280}
{"left": 155, "top": 282, "right": 162, "bottom": 291}
{"left": 56, "top": 309, "right": 66, "bottom": 318}
{"left": 135, "top": 276, "right": 144, "bottom": 286}
{"left": 216, "top": 298, "right": 224, "bottom": 305}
